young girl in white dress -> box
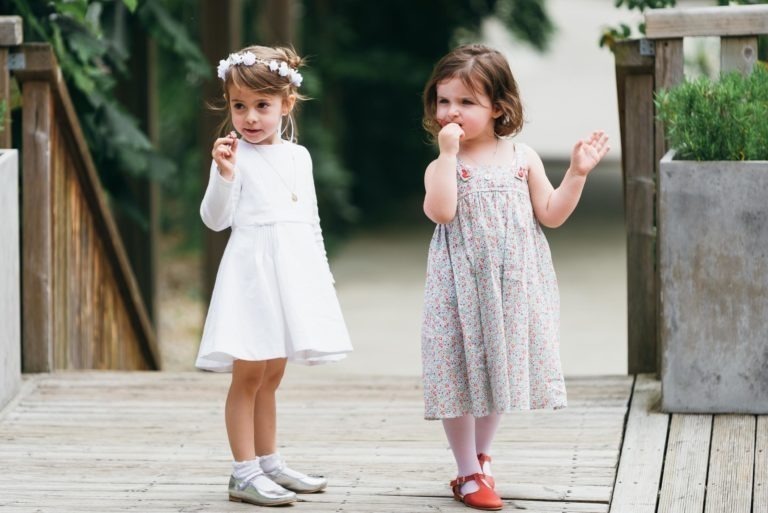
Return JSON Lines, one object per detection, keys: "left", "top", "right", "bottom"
{"left": 196, "top": 45, "right": 353, "bottom": 507}
{"left": 421, "top": 45, "right": 610, "bottom": 511}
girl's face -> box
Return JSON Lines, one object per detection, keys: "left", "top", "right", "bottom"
{"left": 435, "top": 77, "right": 500, "bottom": 143}
{"left": 228, "top": 84, "right": 295, "bottom": 145}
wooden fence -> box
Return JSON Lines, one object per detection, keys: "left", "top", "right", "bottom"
{"left": 615, "top": 4, "right": 767, "bottom": 374}
{"left": 1, "top": 17, "right": 158, "bottom": 371}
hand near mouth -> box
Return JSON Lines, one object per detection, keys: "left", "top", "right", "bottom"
{"left": 438, "top": 122, "right": 465, "bottom": 157}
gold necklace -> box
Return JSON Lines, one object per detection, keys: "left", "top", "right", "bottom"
{"left": 256, "top": 144, "right": 298, "bottom": 202}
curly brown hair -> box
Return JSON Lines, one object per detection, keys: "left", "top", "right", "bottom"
{"left": 422, "top": 44, "right": 524, "bottom": 141}
{"left": 214, "top": 45, "right": 308, "bottom": 141}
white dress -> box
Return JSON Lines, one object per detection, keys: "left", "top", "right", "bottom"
{"left": 195, "top": 139, "right": 353, "bottom": 371}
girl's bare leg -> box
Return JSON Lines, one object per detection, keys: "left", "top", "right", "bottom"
{"left": 254, "top": 358, "right": 288, "bottom": 455}
{"left": 225, "top": 359, "right": 266, "bottom": 461}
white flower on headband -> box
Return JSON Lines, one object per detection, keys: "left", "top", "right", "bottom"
{"left": 289, "top": 70, "right": 303, "bottom": 87}
{"left": 216, "top": 52, "right": 303, "bottom": 87}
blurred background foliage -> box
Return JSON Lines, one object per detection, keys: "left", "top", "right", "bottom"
{"left": 2, "top": 0, "right": 554, "bottom": 253}
{"left": 6, "top": 0, "right": 762, "bottom": 254}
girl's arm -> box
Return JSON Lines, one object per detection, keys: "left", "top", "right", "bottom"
{"left": 424, "top": 123, "right": 463, "bottom": 224}
{"left": 307, "top": 160, "right": 334, "bottom": 284}
{"left": 200, "top": 160, "right": 239, "bottom": 231}
{"left": 527, "top": 131, "right": 609, "bottom": 228}
{"left": 201, "top": 133, "right": 240, "bottom": 231}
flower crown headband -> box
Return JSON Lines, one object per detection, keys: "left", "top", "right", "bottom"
{"left": 217, "top": 51, "right": 303, "bottom": 87}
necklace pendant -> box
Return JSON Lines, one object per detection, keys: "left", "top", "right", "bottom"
{"left": 291, "top": 193, "right": 298, "bottom": 202}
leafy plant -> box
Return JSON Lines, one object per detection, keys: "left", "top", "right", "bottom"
{"left": 655, "top": 64, "right": 768, "bottom": 160}
{"left": 5, "top": 0, "right": 209, "bottom": 225}
{"left": 600, "top": 0, "right": 676, "bottom": 49}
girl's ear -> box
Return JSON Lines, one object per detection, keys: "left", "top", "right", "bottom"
{"left": 492, "top": 103, "right": 503, "bottom": 119}
{"left": 282, "top": 94, "right": 297, "bottom": 116}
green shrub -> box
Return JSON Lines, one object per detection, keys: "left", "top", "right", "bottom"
{"left": 655, "top": 63, "right": 768, "bottom": 161}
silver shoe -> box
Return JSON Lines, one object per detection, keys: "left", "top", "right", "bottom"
{"left": 228, "top": 475, "right": 297, "bottom": 506}
{"left": 265, "top": 462, "right": 328, "bottom": 493}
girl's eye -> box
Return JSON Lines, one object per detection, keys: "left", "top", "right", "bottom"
{"left": 462, "top": 99, "right": 474, "bottom": 105}
{"left": 437, "top": 99, "right": 449, "bottom": 104}
{"left": 233, "top": 103, "right": 245, "bottom": 110}
{"left": 258, "top": 102, "right": 270, "bottom": 109}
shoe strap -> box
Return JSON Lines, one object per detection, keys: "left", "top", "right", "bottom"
{"left": 450, "top": 472, "right": 487, "bottom": 488}
{"left": 477, "top": 453, "right": 492, "bottom": 465}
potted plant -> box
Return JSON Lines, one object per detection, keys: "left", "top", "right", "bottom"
{"left": 654, "top": 64, "right": 768, "bottom": 413}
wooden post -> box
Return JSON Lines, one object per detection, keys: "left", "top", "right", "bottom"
{"left": 258, "top": 0, "right": 297, "bottom": 46}
{"left": 0, "top": 16, "right": 22, "bottom": 148}
{"left": 721, "top": 36, "right": 758, "bottom": 75}
{"left": 199, "top": 0, "right": 242, "bottom": 304}
{"left": 21, "top": 81, "right": 53, "bottom": 372}
{"left": 613, "top": 40, "right": 657, "bottom": 374}
{"left": 653, "top": 38, "right": 683, "bottom": 375}
{"left": 113, "top": 9, "right": 158, "bottom": 324}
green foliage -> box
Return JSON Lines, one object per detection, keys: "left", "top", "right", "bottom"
{"left": 600, "top": 0, "right": 676, "bottom": 48}
{"left": 655, "top": 64, "right": 768, "bottom": 160}
{"left": 299, "top": 0, "right": 553, "bottom": 226}
{"left": 5, "top": 0, "right": 208, "bottom": 225}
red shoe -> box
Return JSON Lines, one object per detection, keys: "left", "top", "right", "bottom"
{"left": 477, "top": 453, "right": 495, "bottom": 489}
{"left": 450, "top": 472, "right": 503, "bottom": 511}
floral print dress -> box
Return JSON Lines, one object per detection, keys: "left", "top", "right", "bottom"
{"left": 421, "top": 143, "right": 567, "bottom": 420}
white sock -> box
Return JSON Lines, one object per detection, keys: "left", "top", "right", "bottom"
{"left": 476, "top": 413, "right": 502, "bottom": 476}
{"left": 232, "top": 458, "right": 286, "bottom": 493}
{"left": 443, "top": 416, "right": 482, "bottom": 495}
{"left": 259, "top": 452, "right": 284, "bottom": 474}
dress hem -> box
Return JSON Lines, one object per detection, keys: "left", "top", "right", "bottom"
{"left": 423, "top": 401, "right": 568, "bottom": 421}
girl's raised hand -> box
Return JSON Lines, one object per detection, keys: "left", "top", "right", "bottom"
{"left": 211, "top": 131, "right": 239, "bottom": 180}
{"left": 438, "top": 122, "right": 464, "bottom": 157}
{"left": 570, "top": 130, "right": 610, "bottom": 177}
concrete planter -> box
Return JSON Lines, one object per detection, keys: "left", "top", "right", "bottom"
{"left": 659, "top": 150, "right": 768, "bottom": 413}
{"left": 0, "top": 149, "right": 20, "bottom": 411}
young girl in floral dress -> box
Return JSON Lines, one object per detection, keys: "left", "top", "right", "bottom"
{"left": 421, "top": 44, "right": 610, "bottom": 511}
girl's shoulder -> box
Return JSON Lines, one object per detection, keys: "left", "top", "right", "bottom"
{"left": 285, "top": 141, "right": 311, "bottom": 161}
{"left": 508, "top": 140, "right": 540, "bottom": 168}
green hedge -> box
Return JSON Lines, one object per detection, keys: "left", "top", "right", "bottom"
{"left": 656, "top": 63, "right": 768, "bottom": 161}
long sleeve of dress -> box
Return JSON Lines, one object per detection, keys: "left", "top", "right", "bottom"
{"left": 308, "top": 173, "right": 334, "bottom": 284}
{"left": 200, "top": 161, "right": 239, "bottom": 231}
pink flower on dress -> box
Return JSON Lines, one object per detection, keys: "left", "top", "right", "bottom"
{"left": 515, "top": 166, "right": 528, "bottom": 180}
{"left": 459, "top": 166, "right": 472, "bottom": 181}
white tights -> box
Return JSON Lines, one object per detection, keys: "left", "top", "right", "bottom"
{"left": 442, "top": 413, "right": 502, "bottom": 494}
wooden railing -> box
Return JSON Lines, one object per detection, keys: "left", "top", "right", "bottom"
{"left": 1, "top": 17, "right": 158, "bottom": 371}
{"left": 613, "top": 4, "right": 768, "bottom": 374}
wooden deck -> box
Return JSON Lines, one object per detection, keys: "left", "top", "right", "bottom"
{"left": 0, "top": 371, "right": 764, "bottom": 512}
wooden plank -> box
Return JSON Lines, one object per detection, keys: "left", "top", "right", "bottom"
{"left": 755, "top": 416, "right": 768, "bottom": 513}
{"left": 645, "top": 5, "right": 768, "bottom": 38}
{"left": 609, "top": 375, "right": 669, "bottom": 513}
{"left": 0, "top": 48, "right": 10, "bottom": 148}
{"left": 653, "top": 37, "right": 682, "bottom": 378}
{"left": 14, "top": 44, "right": 158, "bottom": 369}
{"left": 657, "top": 414, "right": 711, "bottom": 513}
{"left": 704, "top": 415, "right": 755, "bottom": 513}
{"left": 0, "top": 372, "right": 633, "bottom": 511}
{"left": 21, "top": 81, "right": 53, "bottom": 372}
{"left": 721, "top": 36, "right": 758, "bottom": 76}
{"left": 623, "top": 73, "right": 656, "bottom": 375}
{"left": 0, "top": 16, "right": 22, "bottom": 46}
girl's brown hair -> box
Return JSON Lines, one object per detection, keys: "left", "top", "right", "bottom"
{"left": 422, "top": 44, "right": 524, "bottom": 140}
{"left": 214, "top": 45, "right": 307, "bottom": 141}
